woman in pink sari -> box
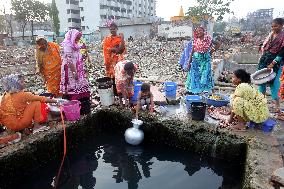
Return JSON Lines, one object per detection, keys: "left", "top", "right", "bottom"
{"left": 60, "top": 29, "right": 91, "bottom": 114}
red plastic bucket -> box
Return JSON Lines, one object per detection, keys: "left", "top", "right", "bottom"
{"left": 62, "top": 100, "right": 81, "bottom": 121}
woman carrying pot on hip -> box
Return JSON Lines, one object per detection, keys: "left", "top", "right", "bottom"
{"left": 258, "top": 18, "right": 284, "bottom": 115}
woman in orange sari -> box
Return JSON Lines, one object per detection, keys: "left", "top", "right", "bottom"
{"left": 0, "top": 74, "right": 57, "bottom": 132}
{"left": 103, "top": 22, "right": 125, "bottom": 95}
{"left": 35, "top": 35, "right": 62, "bottom": 97}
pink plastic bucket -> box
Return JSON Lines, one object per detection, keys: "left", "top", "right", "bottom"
{"left": 62, "top": 100, "right": 81, "bottom": 121}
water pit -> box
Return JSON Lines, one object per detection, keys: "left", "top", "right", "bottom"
{"left": 0, "top": 108, "right": 248, "bottom": 189}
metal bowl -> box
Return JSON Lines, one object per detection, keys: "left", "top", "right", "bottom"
{"left": 251, "top": 68, "right": 276, "bottom": 85}
{"left": 206, "top": 94, "right": 230, "bottom": 107}
{"left": 49, "top": 105, "right": 61, "bottom": 116}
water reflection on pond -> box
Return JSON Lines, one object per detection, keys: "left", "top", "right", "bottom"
{"left": 16, "top": 134, "right": 244, "bottom": 189}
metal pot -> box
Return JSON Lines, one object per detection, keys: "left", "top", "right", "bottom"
{"left": 251, "top": 68, "right": 276, "bottom": 85}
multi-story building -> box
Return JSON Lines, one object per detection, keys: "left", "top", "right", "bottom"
{"left": 55, "top": 0, "right": 156, "bottom": 33}
{"left": 247, "top": 8, "right": 274, "bottom": 21}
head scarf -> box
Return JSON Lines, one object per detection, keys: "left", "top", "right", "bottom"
{"left": 36, "top": 35, "right": 47, "bottom": 42}
{"left": 104, "top": 19, "right": 117, "bottom": 28}
{"left": 61, "top": 29, "right": 82, "bottom": 51}
{"left": 193, "top": 26, "right": 212, "bottom": 53}
{"left": 262, "top": 31, "right": 284, "bottom": 54}
{"left": 0, "top": 74, "right": 24, "bottom": 93}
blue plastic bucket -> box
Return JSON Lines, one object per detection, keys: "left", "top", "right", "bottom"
{"left": 247, "top": 119, "right": 276, "bottom": 132}
{"left": 186, "top": 95, "right": 202, "bottom": 111}
{"left": 164, "top": 82, "right": 177, "bottom": 100}
{"left": 131, "top": 81, "right": 143, "bottom": 104}
{"left": 262, "top": 119, "right": 276, "bottom": 132}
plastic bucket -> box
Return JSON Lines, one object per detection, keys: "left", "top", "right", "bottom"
{"left": 96, "top": 77, "right": 114, "bottom": 106}
{"left": 191, "top": 102, "right": 206, "bottom": 121}
{"left": 131, "top": 81, "right": 143, "bottom": 104}
{"left": 262, "top": 119, "right": 276, "bottom": 132}
{"left": 62, "top": 100, "right": 81, "bottom": 121}
{"left": 79, "top": 98, "right": 91, "bottom": 115}
{"left": 186, "top": 95, "right": 202, "bottom": 111}
{"left": 164, "top": 82, "right": 177, "bottom": 100}
{"left": 96, "top": 77, "right": 112, "bottom": 89}
{"left": 98, "top": 88, "right": 114, "bottom": 106}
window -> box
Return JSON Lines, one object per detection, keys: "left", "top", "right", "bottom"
{"left": 68, "top": 18, "right": 81, "bottom": 23}
{"left": 67, "top": 9, "right": 70, "bottom": 14}
{"left": 81, "top": 16, "right": 85, "bottom": 21}
{"left": 81, "top": 26, "right": 85, "bottom": 30}
{"left": 66, "top": 0, "right": 70, "bottom": 4}
{"left": 72, "top": 18, "right": 81, "bottom": 23}
{"left": 80, "top": 0, "right": 83, "bottom": 2}
{"left": 80, "top": 7, "right": 84, "bottom": 11}
{"left": 71, "top": 9, "right": 80, "bottom": 14}
{"left": 70, "top": 0, "right": 79, "bottom": 5}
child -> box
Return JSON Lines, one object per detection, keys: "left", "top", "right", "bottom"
{"left": 135, "top": 83, "right": 154, "bottom": 118}
{"left": 226, "top": 69, "right": 269, "bottom": 130}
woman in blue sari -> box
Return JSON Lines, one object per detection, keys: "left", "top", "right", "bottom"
{"left": 180, "top": 26, "right": 220, "bottom": 94}
{"left": 258, "top": 18, "right": 284, "bottom": 114}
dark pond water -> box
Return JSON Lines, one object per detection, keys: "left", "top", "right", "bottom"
{"left": 12, "top": 134, "right": 244, "bottom": 189}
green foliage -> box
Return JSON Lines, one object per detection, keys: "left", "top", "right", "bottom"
{"left": 11, "top": 0, "right": 49, "bottom": 39}
{"left": 49, "top": 0, "right": 60, "bottom": 36}
{"left": 186, "top": 0, "right": 234, "bottom": 22}
{"left": 0, "top": 15, "right": 5, "bottom": 33}
{"left": 213, "top": 21, "right": 227, "bottom": 33}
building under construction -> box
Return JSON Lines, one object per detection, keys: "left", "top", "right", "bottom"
{"left": 247, "top": 8, "right": 274, "bottom": 21}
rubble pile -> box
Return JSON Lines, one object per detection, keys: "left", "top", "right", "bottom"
{"left": 0, "top": 46, "right": 45, "bottom": 94}
{"left": 0, "top": 38, "right": 228, "bottom": 96}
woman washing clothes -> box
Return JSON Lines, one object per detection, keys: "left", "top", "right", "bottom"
{"left": 0, "top": 74, "right": 58, "bottom": 133}
{"left": 60, "top": 29, "right": 91, "bottom": 115}
{"left": 258, "top": 18, "right": 284, "bottom": 115}
{"left": 225, "top": 69, "right": 269, "bottom": 131}
{"left": 184, "top": 26, "right": 220, "bottom": 94}
{"left": 135, "top": 83, "right": 154, "bottom": 118}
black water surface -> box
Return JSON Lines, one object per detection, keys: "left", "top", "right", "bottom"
{"left": 12, "top": 134, "right": 244, "bottom": 189}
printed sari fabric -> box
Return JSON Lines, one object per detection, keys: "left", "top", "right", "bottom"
{"left": 259, "top": 31, "right": 284, "bottom": 73}
{"left": 231, "top": 83, "right": 269, "bottom": 123}
{"left": 35, "top": 42, "right": 62, "bottom": 96}
{"left": 114, "top": 60, "right": 137, "bottom": 98}
{"left": 186, "top": 29, "right": 214, "bottom": 94}
{"left": 277, "top": 47, "right": 284, "bottom": 99}
{"left": 0, "top": 92, "right": 47, "bottom": 131}
{"left": 60, "top": 29, "right": 90, "bottom": 100}
{"left": 258, "top": 31, "right": 284, "bottom": 100}
{"left": 103, "top": 35, "right": 125, "bottom": 78}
